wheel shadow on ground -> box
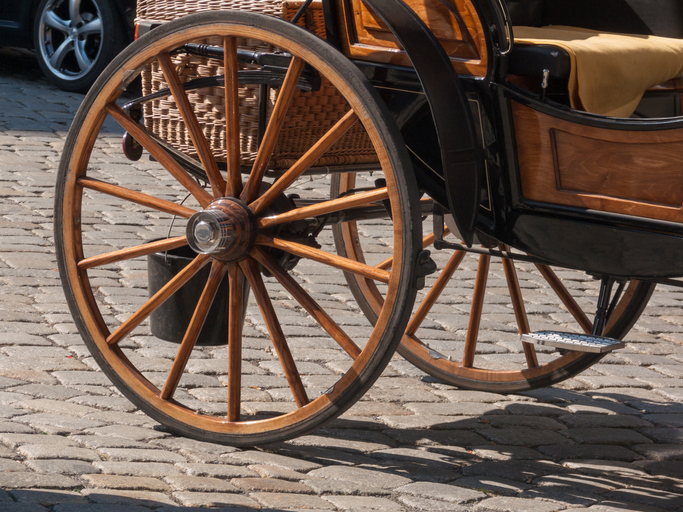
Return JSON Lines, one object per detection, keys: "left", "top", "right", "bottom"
{"left": 0, "top": 487, "right": 293, "bottom": 511}
{"left": 0, "top": 397, "right": 682, "bottom": 510}
{"left": 260, "top": 396, "right": 683, "bottom": 511}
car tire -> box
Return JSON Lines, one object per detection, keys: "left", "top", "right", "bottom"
{"left": 33, "top": 0, "right": 128, "bottom": 93}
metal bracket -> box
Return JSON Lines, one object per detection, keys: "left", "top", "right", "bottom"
{"left": 541, "top": 68, "right": 550, "bottom": 102}
{"left": 415, "top": 250, "right": 437, "bottom": 290}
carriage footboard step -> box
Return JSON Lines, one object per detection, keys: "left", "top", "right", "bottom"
{"left": 521, "top": 331, "right": 625, "bottom": 353}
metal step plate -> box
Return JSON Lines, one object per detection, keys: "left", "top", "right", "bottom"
{"left": 521, "top": 331, "right": 625, "bottom": 353}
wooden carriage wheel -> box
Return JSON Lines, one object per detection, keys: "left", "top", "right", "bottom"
{"left": 54, "top": 12, "right": 421, "bottom": 445}
{"left": 333, "top": 175, "right": 655, "bottom": 393}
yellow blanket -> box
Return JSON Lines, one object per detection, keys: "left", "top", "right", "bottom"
{"left": 513, "top": 26, "right": 683, "bottom": 117}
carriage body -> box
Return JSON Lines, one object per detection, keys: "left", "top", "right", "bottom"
{"left": 324, "top": 0, "right": 683, "bottom": 279}
{"left": 53, "top": 0, "right": 683, "bottom": 446}
{"left": 135, "top": 0, "right": 683, "bottom": 279}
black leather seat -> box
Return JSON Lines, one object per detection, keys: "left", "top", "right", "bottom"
{"left": 506, "top": 0, "right": 570, "bottom": 79}
{"left": 504, "top": 0, "right": 683, "bottom": 79}
{"left": 508, "top": 44, "right": 571, "bottom": 79}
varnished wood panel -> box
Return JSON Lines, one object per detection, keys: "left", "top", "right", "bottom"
{"left": 553, "top": 129, "right": 683, "bottom": 206}
{"left": 357, "top": 0, "right": 479, "bottom": 59}
{"left": 337, "top": 0, "right": 488, "bottom": 77}
{"left": 512, "top": 101, "right": 683, "bottom": 223}
{"left": 651, "top": 78, "right": 683, "bottom": 91}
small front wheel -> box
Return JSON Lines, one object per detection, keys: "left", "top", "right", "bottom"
{"left": 55, "top": 11, "right": 421, "bottom": 445}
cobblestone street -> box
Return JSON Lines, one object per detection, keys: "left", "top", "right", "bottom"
{"left": 0, "top": 47, "right": 682, "bottom": 511}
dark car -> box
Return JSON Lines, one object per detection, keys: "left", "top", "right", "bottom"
{"left": 0, "top": 0, "right": 136, "bottom": 92}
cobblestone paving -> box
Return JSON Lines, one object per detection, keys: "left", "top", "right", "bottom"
{"left": 0, "top": 48, "right": 682, "bottom": 511}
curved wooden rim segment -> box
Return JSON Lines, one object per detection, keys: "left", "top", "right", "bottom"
{"left": 401, "top": 336, "right": 585, "bottom": 382}
{"left": 377, "top": 227, "right": 447, "bottom": 271}
{"left": 605, "top": 280, "right": 639, "bottom": 333}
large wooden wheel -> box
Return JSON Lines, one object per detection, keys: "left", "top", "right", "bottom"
{"left": 333, "top": 184, "right": 655, "bottom": 393}
{"left": 55, "top": 12, "right": 421, "bottom": 445}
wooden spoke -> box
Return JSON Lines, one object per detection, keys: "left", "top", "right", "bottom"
{"left": 462, "top": 254, "right": 491, "bottom": 368}
{"left": 377, "top": 228, "right": 447, "bottom": 271}
{"left": 249, "top": 110, "right": 359, "bottom": 215}
{"left": 240, "top": 257, "right": 309, "bottom": 407}
{"left": 105, "top": 103, "right": 213, "bottom": 207}
{"left": 257, "top": 235, "right": 390, "bottom": 284}
{"left": 257, "top": 186, "right": 387, "bottom": 230}
{"left": 375, "top": 255, "right": 393, "bottom": 272}
{"left": 240, "top": 57, "right": 305, "bottom": 203}
{"left": 77, "top": 177, "right": 196, "bottom": 218}
{"left": 605, "top": 281, "right": 639, "bottom": 333}
{"left": 106, "top": 254, "right": 211, "bottom": 346}
{"left": 227, "top": 263, "right": 245, "bottom": 421}
{"left": 78, "top": 236, "right": 188, "bottom": 270}
{"left": 251, "top": 247, "right": 361, "bottom": 359}
{"left": 158, "top": 53, "right": 226, "bottom": 197}
{"left": 535, "top": 264, "right": 593, "bottom": 334}
{"left": 375, "top": 252, "right": 394, "bottom": 271}
{"left": 161, "top": 260, "right": 229, "bottom": 400}
{"left": 501, "top": 247, "right": 538, "bottom": 369}
{"left": 224, "top": 37, "right": 242, "bottom": 197}
{"left": 406, "top": 250, "right": 466, "bottom": 337}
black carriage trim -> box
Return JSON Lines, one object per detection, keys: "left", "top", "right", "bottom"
{"left": 502, "top": 83, "right": 683, "bottom": 132}
{"left": 345, "top": 0, "right": 488, "bottom": 246}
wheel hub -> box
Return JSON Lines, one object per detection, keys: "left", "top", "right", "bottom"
{"left": 186, "top": 198, "right": 255, "bottom": 261}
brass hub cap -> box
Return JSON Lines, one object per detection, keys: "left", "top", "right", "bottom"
{"left": 186, "top": 198, "right": 255, "bottom": 261}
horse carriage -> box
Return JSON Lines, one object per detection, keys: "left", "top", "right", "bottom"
{"left": 55, "top": 0, "right": 683, "bottom": 445}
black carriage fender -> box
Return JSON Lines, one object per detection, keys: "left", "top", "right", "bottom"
{"left": 360, "top": 0, "right": 485, "bottom": 246}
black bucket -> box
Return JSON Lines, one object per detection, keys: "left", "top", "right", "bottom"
{"left": 147, "top": 245, "right": 230, "bottom": 346}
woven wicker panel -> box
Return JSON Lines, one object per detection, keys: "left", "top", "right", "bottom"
{"left": 137, "top": 0, "right": 286, "bottom": 21}
{"left": 137, "top": 0, "right": 377, "bottom": 169}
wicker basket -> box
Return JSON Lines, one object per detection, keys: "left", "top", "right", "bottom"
{"left": 136, "top": 0, "right": 377, "bottom": 170}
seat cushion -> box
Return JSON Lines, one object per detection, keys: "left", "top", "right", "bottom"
{"left": 513, "top": 26, "right": 683, "bottom": 117}
{"left": 506, "top": 1, "right": 572, "bottom": 80}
